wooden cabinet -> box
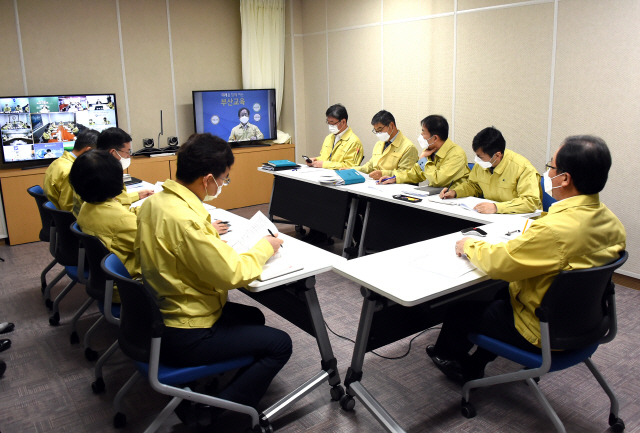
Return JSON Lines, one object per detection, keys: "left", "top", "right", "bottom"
{"left": 0, "top": 143, "right": 295, "bottom": 245}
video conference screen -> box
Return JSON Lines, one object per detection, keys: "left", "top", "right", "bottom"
{"left": 0, "top": 93, "right": 117, "bottom": 163}
{"left": 192, "top": 89, "right": 277, "bottom": 144}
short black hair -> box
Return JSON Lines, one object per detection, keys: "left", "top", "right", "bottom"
{"left": 69, "top": 150, "right": 124, "bottom": 203}
{"left": 97, "top": 127, "right": 132, "bottom": 151}
{"left": 238, "top": 107, "right": 250, "bottom": 117}
{"left": 472, "top": 127, "right": 506, "bottom": 156}
{"left": 556, "top": 135, "right": 611, "bottom": 195}
{"left": 73, "top": 129, "right": 99, "bottom": 152}
{"left": 371, "top": 110, "right": 395, "bottom": 127}
{"left": 326, "top": 104, "right": 348, "bottom": 122}
{"left": 175, "top": 133, "right": 234, "bottom": 183}
{"left": 421, "top": 115, "right": 449, "bottom": 141}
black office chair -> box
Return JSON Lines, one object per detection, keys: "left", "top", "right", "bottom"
{"left": 100, "top": 253, "right": 263, "bottom": 431}
{"left": 40, "top": 202, "right": 88, "bottom": 325}
{"left": 69, "top": 223, "right": 120, "bottom": 363}
{"left": 461, "top": 251, "right": 629, "bottom": 433}
{"left": 27, "top": 186, "right": 61, "bottom": 293}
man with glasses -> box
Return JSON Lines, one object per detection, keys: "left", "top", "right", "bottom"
{"left": 354, "top": 110, "right": 419, "bottom": 180}
{"left": 439, "top": 127, "right": 541, "bottom": 214}
{"left": 306, "top": 104, "right": 363, "bottom": 169}
{"left": 72, "top": 127, "right": 154, "bottom": 217}
{"left": 378, "top": 115, "right": 470, "bottom": 188}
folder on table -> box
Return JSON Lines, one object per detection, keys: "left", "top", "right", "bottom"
{"left": 335, "top": 169, "right": 365, "bottom": 185}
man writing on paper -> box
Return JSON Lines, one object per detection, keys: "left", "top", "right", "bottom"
{"left": 72, "top": 127, "right": 154, "bottom": 217}
{"left": 135, "top": 134, "right": 291, "bottom": 423}
{"left": 306, "top": 103, "right": 364, "bottom": 169}
{"left": 353, "top": 110, "right": 419, "bottom": 180}
{"left": 439, "top": 127, "right": 542, "bottom": 214}
{"left": 378, "top": 115, "right": 470, "bottom": 187}
{"left": 426, "top": 136, "right": 626, "bottom": 384}
{"left": 43, "top": 129, "right": 98, "bottom": 211}
{"left": 229, "top": 107, "right": 264, "bottom": 142}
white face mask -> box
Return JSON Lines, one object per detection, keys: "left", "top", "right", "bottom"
{"left": 474, "top": 154, "right": 495, "bottom": 170}
{"left": 418, "top": 135, "right": 435, "bottom": 150}
{"left": 240, "top": 116, "right": 249, "bottom": 124}
{"left": 376, "top": 131, "right": 390, "bottom": 142}
{"left": 328, "top": 124, "right": 340, "bottom": 135}
{"left": 119, "top": 157, "right": 131, "bottom": 170}
{"left": 542, "top": 170, "right": 563, "bottom": 194}
{"left": 203, "top": 176, "right": 222, "bottom": 201}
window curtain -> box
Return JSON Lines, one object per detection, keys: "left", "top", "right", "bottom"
{"left": 240, "top": 0, "right": 286, "bottom": 122}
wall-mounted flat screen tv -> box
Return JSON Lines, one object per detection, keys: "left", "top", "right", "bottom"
{"left": 0, "top": 93, "right": 117, "bottom": 164}
{"left": 192, "top": 89, "right": 276, "bottom": 146}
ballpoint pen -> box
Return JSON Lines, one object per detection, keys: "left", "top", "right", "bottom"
{"left": 376, "top": 175, "right": 395, "bottom": 185}
{"left": 268, "top": 229, "right": 283, "bottom": 247}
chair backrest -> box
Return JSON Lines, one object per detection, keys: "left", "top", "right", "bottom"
{"left": 538, "top": 251, "right": 628, "bottom": 350}
{"left": 70, "top": 223, "right": 111, "bottom": 301}
{"left": 27, "top": 185, "right": 52, "bottom": 242}
{"left": 101, "top": 253, "right": 162, "bottom": 364}
{"left": 468, "top": 162, "right": 474, "bottom": 170}
{"left": 540, "top": 176, "right": 557, "bottom": 212}
{"left": 42, "top": 202, "right": 78, "bottom": 266}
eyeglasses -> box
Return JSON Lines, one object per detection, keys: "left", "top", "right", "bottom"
{"left": 326, "top": 119, "right": 341, "bottom": 126}
{"left": 372, "top": 125, "right": 389, "bottom": 134}
{"left": 115, "top": 149, "right": 132, "bottom": 158}
{"left": 545, "top": 162, "right": 557, "bottom": 171}
{"left": 220, "top": 176, "right": 231, "bottom": 186}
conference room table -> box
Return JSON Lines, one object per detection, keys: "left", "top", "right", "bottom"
{"left": 332, "top": 218, "right": 533, "bottom": 432}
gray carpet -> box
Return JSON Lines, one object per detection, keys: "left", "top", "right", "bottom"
{"left": 0, "top": 204, "right": 639, "bottom": 433}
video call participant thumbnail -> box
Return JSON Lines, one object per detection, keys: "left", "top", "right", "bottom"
{"left": 307, "top": 104, "right": 364, "bottom": 169}
{"left": 229, "top": 107, "right": 264, "bottom": 142}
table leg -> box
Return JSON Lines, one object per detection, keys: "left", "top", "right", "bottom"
{"left": 267, "top": 175, "right": 276, "bottom": 221}
{"left": 342, "top": 196, "right": 359, "bottom": 258}
{"left": 358, "top": 201, "right": 371, "bottom": 257}
{"left": 341, "top": 287, "right": 407, "bottom": 433}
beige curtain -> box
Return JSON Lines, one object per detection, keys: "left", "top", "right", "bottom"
{"left": 240, "top": 0, "right": 285, "bottom": 122}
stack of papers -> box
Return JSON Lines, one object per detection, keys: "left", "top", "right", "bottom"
{"left": 427, "top": 196, "right": 497, "bottom": 212}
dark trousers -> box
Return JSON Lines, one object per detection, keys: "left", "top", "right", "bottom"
{"left": 160, "top": 302, "right": 292, "bottom": 408}
{"left": 434, "top": 299, "right": 540, "bottom": 372}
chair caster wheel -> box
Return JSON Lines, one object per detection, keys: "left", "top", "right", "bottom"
{"left": 92, "top": 377, "right": 105, "bottom": 394}
{"left": 113, "top": 412, "right": 127, "bottom": 428}
{"left": 340, "top": 394, "right": 355, "bottom": 411}
{"left": 609, "top": 413, "right": 625, "bottom": 432}
{"left": 85, "top": 347, "right": 98, "bottom": 361}
{"left": 330, "top": 384, "right": 345, "bottom": 401}
{"left": 70, "top": 332, "right": 79, "bottom": 344}
{"left": 461, "top": 399, "right": 476, "bottom": 419}
{"left": 295, "top": 225, "right": 306, "bottom": 236}
{"left": 45, "top": 299, "right": 53, "bottom": 309}
{"left": 49, "top": 312, "right": 60, "bottom": 326}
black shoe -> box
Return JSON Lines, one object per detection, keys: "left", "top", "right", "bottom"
{"left": 0, "top": 322, "right": 14, "bottom": 334}
{"left": 0, "top": 360, "right": 5, "bottom": 377}
{"left": 426, "top": 345, "right": 437, "bottom": 358}
{"left": 0, "top": 339, "right": 10, "bottom": 353}
{"left": 174, "top": 400, "right": 198, "bottom": 427}
{"left": 429, "top": 355, "right": 465, "bottom": 384}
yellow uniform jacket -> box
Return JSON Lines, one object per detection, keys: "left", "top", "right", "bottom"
{"left": 73, "top": 185, "right": 140, "bottom": 218}
{"left": 43, "top": 150, "right": 76, "bottom": 211}
{"left": 394, "top": 138, "right": 470, "bottom": 187}
{"left": 316, "top": 127, "right": 364, "bottom": 169}
{"left": 135, "top": 179, "right": 274, "bottom": 329}
{"left": 453, "top": 149, "right": 542, "bottom": 214}
{"left": 229, "top": 122, "right": 264, "bottom": 141}
{"left": 355, "top": 131, "right": 419, "bottom": 177}
{"left": 464, "top": 194, "right": 626, "bottom": 347}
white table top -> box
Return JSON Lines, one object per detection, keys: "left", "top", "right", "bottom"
{"left": 332, "top": 219, "right": 529, "bottom": 307}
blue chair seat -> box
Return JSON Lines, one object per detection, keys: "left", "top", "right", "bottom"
{"left": 469, "top": 333, "right": 600, "bottom": 372}
{"left": 65, "top": 266, "right": 90, "bottom": 283}
{"left": 97, "top": 301, "right": 121, "bottom": 319}
{"left": 135, "top": 356, "right": 254, "bottom": 386}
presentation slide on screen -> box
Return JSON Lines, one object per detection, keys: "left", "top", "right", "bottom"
{"left": 193, "top": 89, "right": 275, "bottom": 142}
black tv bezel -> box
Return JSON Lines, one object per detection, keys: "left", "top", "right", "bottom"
{"left": 0, "top": 92, "right": 118, "bottom": 167}
{"left": 191, "top": 88, "right": 277, "bottom": 146}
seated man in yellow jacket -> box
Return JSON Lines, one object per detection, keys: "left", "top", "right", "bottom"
{"left": 43, "top": 129, "right": 99, "bottom": 211}
{"left": 72, "top": 127, "right": 154, "bottom": 217}
{"left": 69, "top": 150, "right": 140, "bottom": 303}
{"left": 354, "top": 110, "right": 419, "bottom": 180}
{"left": 378, "top": 115, "right": 469, "bottom": 188}
{"left": 134, "top": 133, "right": 291, "bottom": 419}
{"left": 427, "top": 135, "right": 626, "bottom": 384}
{"left": 307, "top": 104, "right": 363, "bottom": 169}
{"left": 440, "top": 127, "right": 541, "bottom": 214}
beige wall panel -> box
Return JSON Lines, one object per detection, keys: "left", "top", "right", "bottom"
{"left": 328, "top": 27, "right": 382, "bottom": 162}
{"left": 383, "top": 0, "right": 454, "bottom": 22}
{"left": 301, "top": 0, "right": 326, "bottom": 34}
{"left": 119, "top": 0, "right": 175, "bottom": 148}
{"left": 280, "top": 35, "right": 295, "bottom": 137}
{"left": 327, "top": 0, "right": 380, "bottom": 31}
{"left": 292, "top": 0, "right": 303, "bottom": 34}
{"left": 551, "top": 0, "right": 640, "bottom": 275}
{"left": 0, "top": 0, "right": 25, "bottom": 96}
{"left": 455, "top": 4, "right": 553, "bottom": 167}
{"left": 169, "top": 0, "right": 242, "bottom": 144}
{"left": 301, "top": 34, "right": 327, "bottom": 159}
{"left": 458, "top": 0, "right": 534, "bottom": 11}
{"left": 293, "top": 36, "right": 306, "bottom": 156}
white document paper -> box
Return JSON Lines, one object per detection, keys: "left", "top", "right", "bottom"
{"left": 412, "top": 251, "right": 477, "bottom": 279}
{"left": 229, "top": 211, "right": 279, "bottom": 254}
{"left": 427, "top": 196, "right": 497, "bottom": 212}
{"left": 258, "top": 250, "right": 303, "bottom": 281}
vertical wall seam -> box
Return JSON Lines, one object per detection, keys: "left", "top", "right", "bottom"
{"left": 381, "top": 0, "right": 384, "bottom": 108}
{"left": 546, "top": 0, "right": 559, "bottom": 164}
{"left": 166, "top": 0, "right": 179, "bottom": 139}
{"left": 13, "top": 0, "right": 27, "bottom": 95}
{"left": 115, "top": 0, "right": 132, "bottom": 135}
{"left": 325, "top": 0, "right": 329, "bottom": 105}
{"left": 290, "top": 0, "right": 298, "bottom": 151}
{"left": 451, "top": 0, "right": 458, "bottom": 141}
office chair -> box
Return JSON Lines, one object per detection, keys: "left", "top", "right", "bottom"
{"left": 461, "top": 251, "right": 629, "bottom": 433}
{"left": 468, "top": 162, "right": 474, "bottom": 170}
{"left": 40, "top": 202, "right": 88, "bottom": 326}
{"left": 27, "top": 185, "right": 60, "bottom": 294}
{"left": 69, "top": 223, "right": 120, "bottom": 363}
{"left": 100, "top": 253, "right": 267, "bottom": 432}
{"left": 540, "top": 176, "right": 557, "bottom": 212}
